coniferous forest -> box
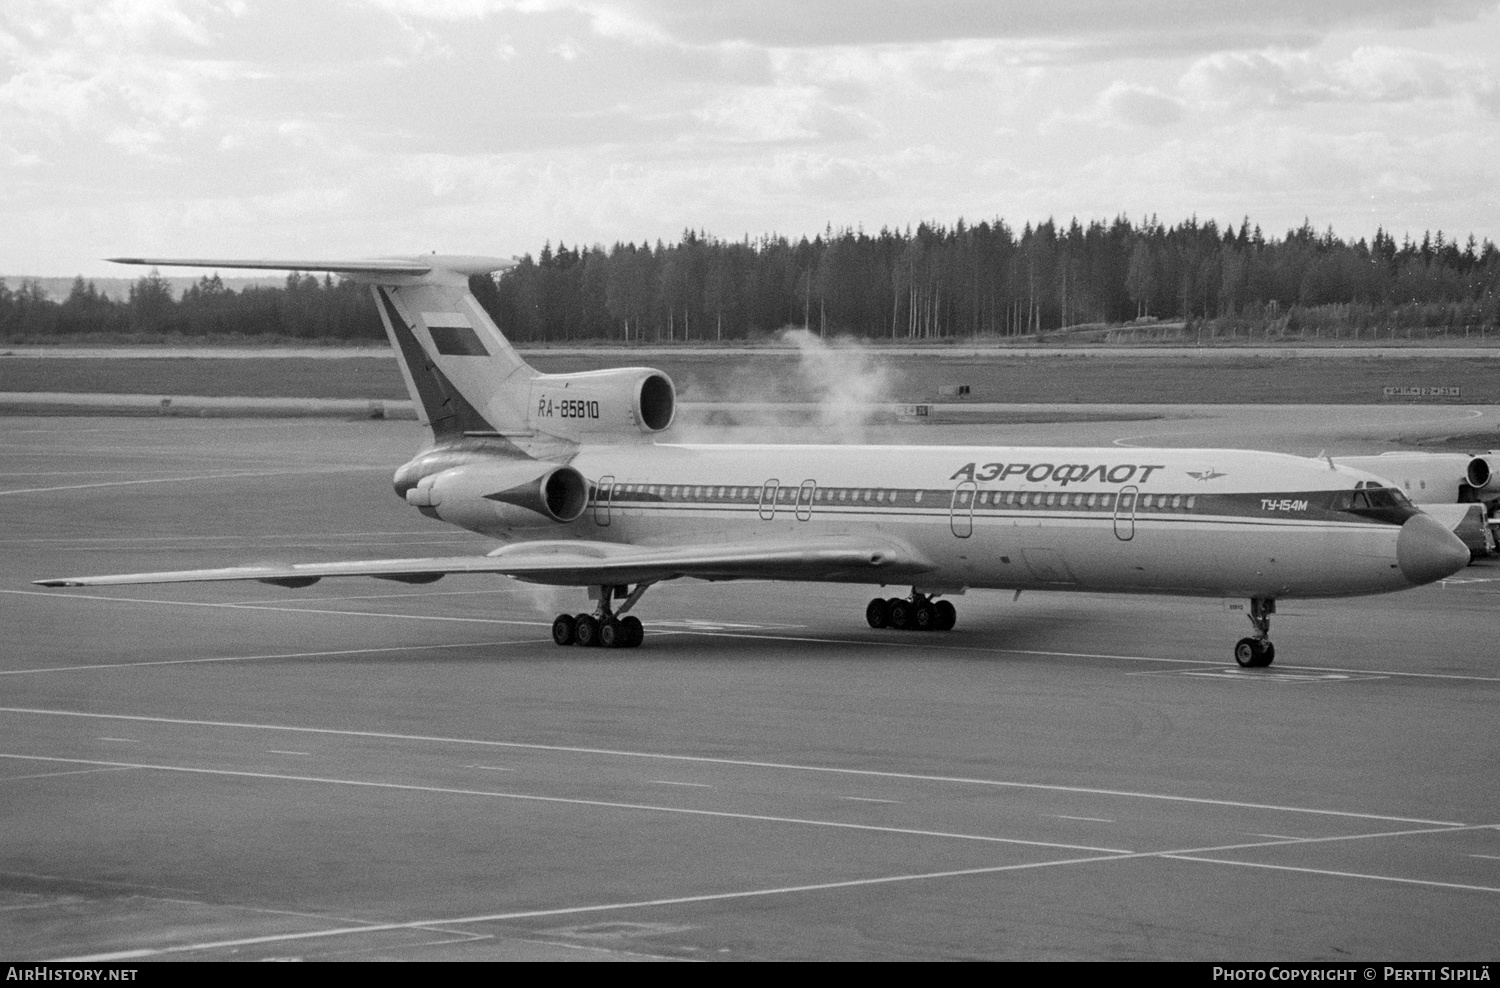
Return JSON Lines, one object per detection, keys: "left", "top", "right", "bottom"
{"left": 4, "top": 216, "right": 1500, "bottom": 343}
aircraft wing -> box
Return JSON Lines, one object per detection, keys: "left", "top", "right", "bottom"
{"left": 34, "top": 536, "right": 935, "bottom": 589}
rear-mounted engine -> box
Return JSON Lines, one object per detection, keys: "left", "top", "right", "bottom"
{"left": 400, "top": 458, "right": 588, "bottom": 533}
{"left": 527, "top": 367, "right": 675, "bottom": 441}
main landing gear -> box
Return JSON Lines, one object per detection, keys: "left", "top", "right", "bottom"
{"left": 551, "top": 583, "right": 650, "bottom": 649}
{"left": 1234, "top": 597, "right": 1276, "bottom": 668}
{"left": 865, "top": 592, "right": 957, "bottom": 632}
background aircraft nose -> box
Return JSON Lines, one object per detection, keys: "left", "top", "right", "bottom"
{"left": 1396, "top": 512, "right": 1472, "bottom": 585}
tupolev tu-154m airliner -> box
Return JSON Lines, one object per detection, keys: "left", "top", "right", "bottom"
{"left": 36, "top": 254, "right": 1473, "bottom": 668}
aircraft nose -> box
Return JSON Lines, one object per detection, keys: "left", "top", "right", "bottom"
{"left": 1396, "top": 512, "right": 1471, "bottom": 585}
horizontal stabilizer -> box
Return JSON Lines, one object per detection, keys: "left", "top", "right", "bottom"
{"left": 108, "top": 255, "right": 517, "bottom": 279}
{"left": 33, "top": 536, "right": 934, "bottom": 590}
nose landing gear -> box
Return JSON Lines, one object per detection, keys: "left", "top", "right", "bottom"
{"left": 552, "top": 583, "right": 651, "bottom": 649}
{"left": 1234, "top": 597, "right": 1276, "bottom": 668}
{"left": 866, "top": 591, "right": 956, "bottom": 632}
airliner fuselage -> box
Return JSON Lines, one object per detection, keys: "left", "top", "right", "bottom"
{"left": 430, "top": 441, "right": 1450, "bottom": 602}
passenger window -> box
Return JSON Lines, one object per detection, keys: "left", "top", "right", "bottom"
{"left": 1171, "top": 495, "right": 1182, "bottom": 509}
{"left": 1045, "top": 493, "right": 1055, "bottom": 506}
{"left": 1185, "top": 496, "right": 1196, "bottom": 509}
{"left": 914, "top": 491, "right": 923, "bottom": 503}
{"left": 1086, "top": 494, "right": 1097, "bottom": 508}
{"left": 876, "top": 491, "right": 885, "bottom": 503}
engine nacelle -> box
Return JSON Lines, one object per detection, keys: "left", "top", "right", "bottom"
{"left": 403, "top": 460, "right": 588, "bottom": 535}
{"left": 1466, "top": 453, "right": 1499, "bottom": 496}
{"left": 1332, "top": 453, "right": 1500, "bottom": 505}
{"left": 528, "top": 367, "right": 675, "bottom": 441}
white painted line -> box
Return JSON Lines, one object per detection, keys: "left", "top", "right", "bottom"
{"left": 267, "top": 750, "right": 310, "bottom": 757}
{"left": 0, "top": 869, "right": 201, "bottom": 896}
{"left": 0, "top": 753, "right": 1133, "bottom": 856}
{"left": 839, "top": 796, "right": 900, "bottom": 804}
{"left": 650, "top": 781, "right": 713, "bottom": 788}
{"left": 1055, "top": 815, "right": 1113, "bottom": 823}
{"left": 1, "top": 530, "right": 447, "bottom": 545}
{"left": 0, "top": 766, "right": 136, "bottom": 784}
{"left": 97, "top": 737, "right": 139, "bottom": 743}
{"left": 56, "top": 852, "right": 1135, "bottom": 962}
{"left": 0, "top": 466, "right": 371, "bottom": 497}
{"left": 664, "top": 626, "right": 1500, "bottom": 684}
{"left": 53, "top": 822, "right": 1494, "bottom": 963}
{"left": 0, "top": 706, "right": 1463, "bottom": 827}
{"left": 464, "top": 765, "right": 515, "bottom": 772}
{"left": 8, "top": 587, "right": 1499, "bottom": 683}
{"left": 1163, "top": 854, "right": 1500, "bottom": 895}
{"left": 0, "top": 639, "right": 543, "bottom": 677}
{"left": 1248, "top": 833, "right": 1305, "bottom": 841}
{"left": 2, "top": 589, "right": 550, "bottom": 630}
{"left": 1468, "top": 854, "right": 1500, "bottom": 862}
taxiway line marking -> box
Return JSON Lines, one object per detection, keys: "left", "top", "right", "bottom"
{"left": 650, "top": 781, "right": 713, "bottom": 788}
{"left": 1055, "top": 815, "right": 1113, "bottom": 823}
{"left": 1162, "top": 854, "right": 1500, "bottom": 895}
{"left": 0, "top": 753, "right": 1133, "bottom": 856}
{"left": 0, "top": 706, "right": 1462, "bottom": 827}
{"left": 0, "top": 639, "right": 539, "bottom": 677}
{"left": 14, "top": 587, "right": 1500, "bottom": 686}
{"left": 464, "top": 765, "right": 514, "bottom": 772}
{"left": 671, "top": 628, "right": 1500, "bottom": 683}
{"left": 12, "top": 587, "right": 1496, "bottom": 684}
{"left": 1, "top": 589, "right": 549, "bottom": 630}
{"left": 0, "top": 530, "right": 451, "bottom": 544}
{"left": 0, "top": 466, "right": 373, "bottom": 497}
{"left": 52, "top": 823, "right": 1491, "bottom": 963}
{"left": 1469, "top": 854, "right": 1500, "bottom": 862}
{"left": 96, "top": 737, "right": 138, "bottom": 743}
{"left": 0, "top": 766, "right": 136, "bottom": 784}
{"left": 266, "top": 750, "right": 309, "bottom": 756}
{"left": 840, "top": 796, "right": 900, "bottom": 804}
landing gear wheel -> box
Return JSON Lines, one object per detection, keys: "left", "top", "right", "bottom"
{"left": 866, "top": 598, "right": 889, "bottom": 629}
{"left": 1234, "top": 637, "right": 1273, "bottom": 668}
{"left": 913, "top": 601, "right": 935, "bottom": 631}
{"left": 551, "top": 613, "right": 576, "bottom": 646}
{"left": 934, "top": 600, "right": 957, "bottom": 631}
{"left": 888, "top": 599, "right": 912, "bottom": 630}
{"left": 620, "top": 616, "right": 644, "bottom": 648}
{"left": 599, "top": 617, "right": 624, "bottom": 649}
{"left": 574, "top": 614, "right": 600, "bottom": 647}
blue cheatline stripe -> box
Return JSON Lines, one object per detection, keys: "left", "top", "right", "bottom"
{"left": 578, "top": 484, "right": 1413, "bottom": 527}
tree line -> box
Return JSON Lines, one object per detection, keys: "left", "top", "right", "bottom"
{"left": 4, "top": 216, "right": 1500, "bottom": 343}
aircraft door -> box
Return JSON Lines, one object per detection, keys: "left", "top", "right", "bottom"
{"left": 759, "top": 479, "right": 780, "bottom": 520}
{"left": 950, "top": 480, "right": 976, "bottom": 538}
{"left": 796, "top": 480, "right": 817, "bottom": 521}
{"left": 594, "top": 475, "right": 614, "bottom": 527}
{"left": 1113, "top": 484, "right": 1137, "bottom": 541}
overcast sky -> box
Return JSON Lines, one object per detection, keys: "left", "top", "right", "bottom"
{"left": 3, "top": 0, "right": 1499, "bottom": 277}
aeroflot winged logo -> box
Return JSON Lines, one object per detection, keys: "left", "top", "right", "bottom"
{"left": 949, "top": 461, "right": 1167, "bottom": 484}
{"left": 1186, "top": 469, "right": 1227, "bottom": 481}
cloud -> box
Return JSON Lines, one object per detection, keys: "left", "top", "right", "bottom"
{"left": 557, "top": 0, "right": 1494, "bottom": 51}
{"left": 1098, "top": 81, "right": 1185, "bottom": 126}
{"left": 1181, "top": 45, "right": 1489, "bottom": 109}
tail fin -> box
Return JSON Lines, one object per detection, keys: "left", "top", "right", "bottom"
{"left": 109, "top": 254, "right": 537, "bottom": 441}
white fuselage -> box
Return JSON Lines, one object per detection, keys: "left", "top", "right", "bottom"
{"left": 442, "top": 442, "right": 1426, "bottom": 601}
